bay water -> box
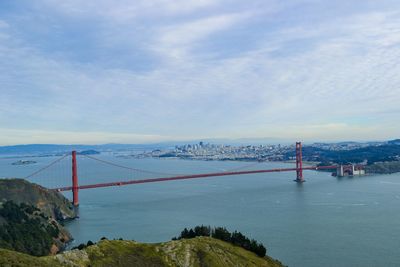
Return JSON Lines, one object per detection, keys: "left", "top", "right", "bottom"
{"left": 1, "top": 154, "right": 399, "bottom": 267}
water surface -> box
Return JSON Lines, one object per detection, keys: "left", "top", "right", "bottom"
{"left": 1, "top": 155, "right": 399, "bottom": 267}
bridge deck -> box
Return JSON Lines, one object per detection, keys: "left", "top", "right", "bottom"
{"left": 54, "top": 165, "right": 337, "bottom": 191}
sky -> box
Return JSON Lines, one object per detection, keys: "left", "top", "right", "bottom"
{"left": 1, "top": 0, "right": 400, "bottom": 145}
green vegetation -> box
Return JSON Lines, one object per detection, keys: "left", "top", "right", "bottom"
{"left": 365, "top": 161, "right": 400, "bottom": 174}
{"left": 0, "top": 201, "right": 60, "bottom": 256}
{"left": 0, "top": 238, "right": 284, "bottom": 267}
{"left": 71, "top": 240, "right": 96, "bottom": 250}
{"left": 173, "top": 225, "right": 267, "bottom": 257}
{"left": 0, "top": 179, "right": 75, "bottom": 255}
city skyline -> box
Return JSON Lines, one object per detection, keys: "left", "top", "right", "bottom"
{"left": 1, "top": 1, "right": 400, "bottom": 145}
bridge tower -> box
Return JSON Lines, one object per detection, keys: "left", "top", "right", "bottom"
{"left": 72, "top": 151, "right": 79, "bottom": 206}
{"left": 295, "top": 142, "right": 304, "bottom": 182}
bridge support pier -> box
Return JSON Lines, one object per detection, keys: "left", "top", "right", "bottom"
{"left": 295, "top": 142, "right": 305, "bottom": 182}
{"left": 72, "top": 151, "right": 79, "bottom": 206}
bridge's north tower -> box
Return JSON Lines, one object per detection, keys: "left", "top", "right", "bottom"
{"left": 72, "top": 151, "right": 79, "bottom": 206}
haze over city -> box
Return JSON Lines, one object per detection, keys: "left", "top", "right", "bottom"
{"left": 1, "top": 0, "right": 400, "bottom": 145}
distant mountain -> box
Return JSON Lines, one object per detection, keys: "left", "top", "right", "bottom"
{"left": 172, "top": 138, "right": 293, "bottom": 146}
{"left": 0, "top": 143, "right": 171, "bottom": 156}
{"left": 0, "top": 139, "right": 291, "bottom": 156}
{"left": 77, "top": 150, "right": 100, "bottom": 155}
{"left": 388, "top": 139, "right": 400, "bottom": 145}
{"left": 286, "top": 143, "right": 400, "bottom": 165}
{"left": 1, "top": 138, "right": 399, "bottom": 156}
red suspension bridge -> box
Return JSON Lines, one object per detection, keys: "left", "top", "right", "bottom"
{"left": 24, "top": 142, "right": 352, "bottom": 207}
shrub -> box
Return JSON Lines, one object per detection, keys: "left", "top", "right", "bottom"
{"left": 173, "top": 225, "right": 267, "bottom": 257}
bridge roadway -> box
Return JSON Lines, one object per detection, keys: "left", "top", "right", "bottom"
{"left": 54, "top": 165, "right": 337, "bottom": 191}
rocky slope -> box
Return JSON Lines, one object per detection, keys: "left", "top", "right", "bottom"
{"left": 0, "top": 237, "right": 285, "bottom": 267}
{"left": 0, "top": 179, "right": 76, "bottom": 220}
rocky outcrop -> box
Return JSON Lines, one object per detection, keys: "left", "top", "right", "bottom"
{"left": 0, "top": 178, "right": 76, "bottom": 220}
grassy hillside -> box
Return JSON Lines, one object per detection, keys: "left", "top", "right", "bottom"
{"left": 0, "top": 248, "right": 61, "bottom": 267}
{"left": 0, "top": 238, "right": 285, "bottom": 267}
{"left": 0, "top": 179, "right": 76, "bottom": 220}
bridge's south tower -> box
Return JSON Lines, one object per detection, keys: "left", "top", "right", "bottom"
{"left": 295, "top": 142, "right": 304, "bottom": 182}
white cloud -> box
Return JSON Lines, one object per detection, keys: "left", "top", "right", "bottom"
{"left": 1, "top": 1, "right": 400, "bottom": 144}
{"left": 0, "top": 20, "right": 9, "bottom": 28}
{"left": 0, "top": 128, "right": 169, "bottom": 145}
{"left": 41, "top": 0, "right": 221, "bottom": 22}
{"left": 152, "top": 12, "right": 253, "bottom": 60}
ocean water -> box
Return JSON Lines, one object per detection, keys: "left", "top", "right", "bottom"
{"left": 1, "top": 154, "right": 400, "bottom": 267}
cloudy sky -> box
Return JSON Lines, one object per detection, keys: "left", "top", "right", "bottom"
{"left": 1, "top": 0, "right": 400, "bottom": 145}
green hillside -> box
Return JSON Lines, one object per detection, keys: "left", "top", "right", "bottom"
{"left": 365, "top": 161, "right": 400, "bottom": 174}
{"left": 0, "top": 179, "right": 76, "bottom": 255}
{"left": 0, "top": 237, "right": 284, "bottom": 267}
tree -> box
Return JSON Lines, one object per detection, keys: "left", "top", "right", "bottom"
{"left": 194, "top": 225, "right": 211, "bottom": 237}
{"left": 212, "top": 227, "right": 231, "bottom": 242}
{"left": 174, "top": 225, "right": 268, "bottom": 258}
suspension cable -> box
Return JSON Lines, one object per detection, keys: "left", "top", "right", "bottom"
{"left": 25, "top": 154, "right": 69, "bottom": 179}
{"left": 81, "top": 154, "right": 182, "bottom": 176}
{"left": 226, "top": 161, "right": 263, "bottom": 172}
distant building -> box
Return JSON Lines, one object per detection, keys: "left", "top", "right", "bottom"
{"left": 337, "top": 165, "right": 365, "bottom": 177}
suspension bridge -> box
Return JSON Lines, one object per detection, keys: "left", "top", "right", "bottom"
{"left": 23, "top": 142, "right": 353, "bottom": 207}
